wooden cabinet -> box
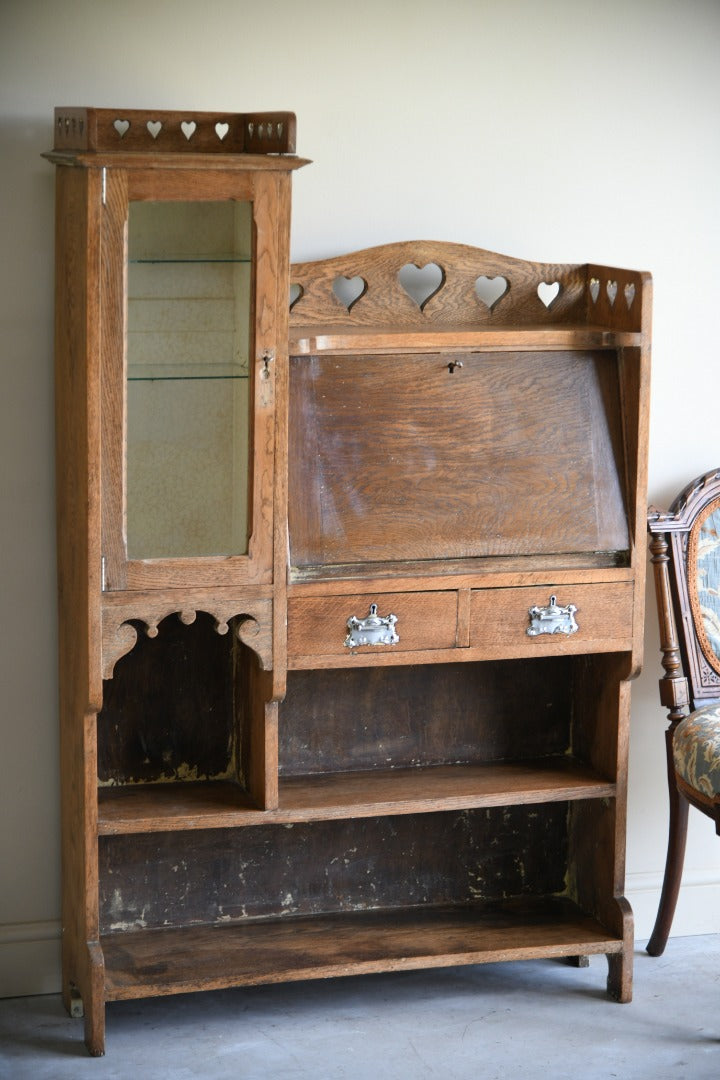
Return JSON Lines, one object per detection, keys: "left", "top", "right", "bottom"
{"left": 48, "top": 114, "right": 650, "bottom": 1056}
{"left": 283, "top": 240, "right": 650, "bottom": 1016}
{"left": 46, "top": 108, "right": 308, "bottom": 1055}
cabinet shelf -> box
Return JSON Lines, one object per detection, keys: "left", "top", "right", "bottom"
{"left": 97, "top": 758, "right": 615, "bottom": 834}
{"left": 289, "top": 324, "right": 644, "bottom": 355}
{"left": 101, "top": 897, "right": 624, "bottom": 1001}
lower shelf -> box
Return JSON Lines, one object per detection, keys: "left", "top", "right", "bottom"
{"left": 101, "top": 897, "right": 624, "bottom": 1001}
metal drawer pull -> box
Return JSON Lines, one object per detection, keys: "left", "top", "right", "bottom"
{"left": 345, "top": 603, "right": 399, "bottom": 648}
{"left": 527, "top": 595, "right": 578, "bottom": 637}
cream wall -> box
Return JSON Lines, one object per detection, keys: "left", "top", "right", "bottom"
{"left": 2, "top": 0, "right": 720, "bottom": 997}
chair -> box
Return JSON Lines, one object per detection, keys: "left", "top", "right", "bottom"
{"left": 646, "top": 468, "right": 720, "bottom": 955}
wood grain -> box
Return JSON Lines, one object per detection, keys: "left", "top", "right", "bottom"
{"left": 101, "top": 592, "right": 273, "bottom": 680}
{"left": 287, "top": 590, "right": 458, "bottom": 657}
{"left": 279, "top": 658, "right": 573, "bottom": 775}
{"left": 52, "top": 108, "right": 297, "bottom": 156}
{"left": 48, "top": 125, "right": 307, "bottom": 1055}
{"left": 100, "top": 167, "right": 293, "bottom": 593}
{"left": 290, "top": 241, "right": 588, "bottom": 328}
{"left": 51, "top": 188, "right": 651, "bottom": 1050}
{"left": 53, "top": 163, "right": 106, "bottom": 1050}
{"left": 469, "top": 582, "right": 635, "bottom": 658}
{"left": 288, "top": 350, "right": 629, "bottom": 569}
{"left": 101, "top": 898, "right": 623, "bottom": 1001}
{"left": 97, "top": 758, "right": 615, "bottom": 834}
{"left": 290, "top": 325, "right": 642, "bottom": 354}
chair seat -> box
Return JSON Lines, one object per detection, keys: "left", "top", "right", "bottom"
{"left": 673, "top": 703, "right": 720, "bottom": 799}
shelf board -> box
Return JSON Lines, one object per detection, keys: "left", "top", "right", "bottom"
{"left": 101, "top": 897, "right": 623, "bottom": 1001}
{"left": 289, "top": 552, "right": 631, "bottom": 588}
{"left": 289, "top": 323, "right": 643, "bottom": 355}
{"left": 97, "top": 758, "right": 615, "bottom": 834}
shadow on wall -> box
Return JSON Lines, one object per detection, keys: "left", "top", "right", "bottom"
{"left": 0, "top": 113, "right": 61, "bottom": 944}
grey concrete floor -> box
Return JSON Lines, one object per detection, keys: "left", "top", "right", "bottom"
{"left": 1, "top": 937, "right": 718, "bottom": 1080}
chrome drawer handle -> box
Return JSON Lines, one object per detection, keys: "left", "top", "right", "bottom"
{"left": 344, "top": 603, "right": 399, "bottom": 648}
{"left": 527, "top": 595, "right": 578, "bottom": 637}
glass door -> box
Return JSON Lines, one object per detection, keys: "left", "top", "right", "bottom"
{"left": 100, "top": 167, "right": 284, "bottom": 591}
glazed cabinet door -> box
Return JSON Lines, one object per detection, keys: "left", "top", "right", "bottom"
{"left": 100, "top": 166, "right": 285, "bottom": 591}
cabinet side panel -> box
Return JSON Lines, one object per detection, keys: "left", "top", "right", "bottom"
{"left": 100, "top": 169, "right": 129, "bottom": 590}
{"left": 568, "top": 800, "right": 631, "bottom": 939}
{"left": 54, "top": 165, "right": 103, "bottom": 1002}
{"left": 618, "top": 344, "right": 652, "bottom": 668}
{"left": 272, "top": 172, "right": 293, "bottom": 696}
{"left": 246, "top": 169, "right": 281, "bottom": 579}
{"left": 568, "top": 657, "right": 631, "bottom": 934}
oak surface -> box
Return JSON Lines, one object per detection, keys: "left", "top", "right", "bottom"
{"left": 50, "top": 148, "right": 650, "bottom": 1055}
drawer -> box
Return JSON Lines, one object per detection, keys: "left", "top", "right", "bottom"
{"left": 287, "top": 591, "right": 458, "bottom": 659}
{"left": 469, "top": 582, "right": 634, "bottom": 657}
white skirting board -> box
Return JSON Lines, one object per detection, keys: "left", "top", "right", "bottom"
{"left": 627, "top": 870, "right": 720, "bottom": 942}
{"left": 0, "top": 921, "right": 61, "bottom": 999}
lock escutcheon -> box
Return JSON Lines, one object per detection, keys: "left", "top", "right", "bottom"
{"left": 527, "top": 595, "right": 578, "bottom": 637}
{"left": 344, "top": 603, "right": 399, "bottom": 648}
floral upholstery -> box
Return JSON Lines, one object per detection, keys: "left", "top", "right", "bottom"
{"left": 673, "top": 704, "right": 720, "bottom": 799}
{"left": 695, "top": 503, "right": 720, "bottom": 661}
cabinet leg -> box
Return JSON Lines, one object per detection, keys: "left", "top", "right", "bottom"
{"left": 606, "top": 949, "right": 632, "bottom": 1003}
{"left": 81, "top": 941, "right": 107, "bottom": 1056}
{"left": 84, "top": 1000, "right": 106, "bottom": 1058}
{"left": 64, "top": 979, "right": 106, "bottom": 1055}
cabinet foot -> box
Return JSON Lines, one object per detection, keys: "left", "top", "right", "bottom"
{"left": 563, "top": 955, "right": 590, "bottom": 968}
{"left": 606, "top": 951, "right": 632, "bottom": 1003}
{"left": 69, "top": 987, "right": 84, "bottom": 1018}
{"left": 84, "top": 1003, "right": 106, "bottom": 1057}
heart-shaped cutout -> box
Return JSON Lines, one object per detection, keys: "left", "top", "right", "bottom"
{"left": 475, "top": 275, "right": 508, "bottom": 311}
{"left": 589, "top": 277, "right": 600, "bottom": 303}
{"left": 181, "top": 120, "right": 197, "bottom": 141}
{"left": 537, "top": 281, "right": 560, "bottom": 308}
{"left": 624, "top": 282, "right": 636, "bottom": 308}
{"left": 289, "top": 283, "right": 303, "bottom": 310}
{"left": 332, "top": 275, "right": 367, "bottom": 311}
{"left": 215, "top": 121, "right": 229, "bottom": 141}
{"left": 398, "top": 262, "right": 444, "bottom": 309}
{"left": 146, "top": 120, "right": 162, "bottom": 139}
{"left": 113, "top": 118, "right": 130, "bottom": 138}
{"left": 606, "top": 280, "right": 618, "bottom": 306}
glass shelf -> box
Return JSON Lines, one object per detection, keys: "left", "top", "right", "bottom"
{"left": 130, "top": 255, "right": 253, "bottom": 264}
{"left": 127, "top": 364, "right": 249, "bottom": 382}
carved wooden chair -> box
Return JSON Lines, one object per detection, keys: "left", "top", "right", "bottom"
{"left": 646, "top": 468, "right": 720, "bottom": 955}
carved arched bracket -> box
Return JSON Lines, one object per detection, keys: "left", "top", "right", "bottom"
{"left": 102, "top": 597, "right": 273, "bottom": 680}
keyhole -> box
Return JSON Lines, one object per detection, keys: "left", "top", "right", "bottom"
{"left": 447, "top": 360, "right": 463, "bottom": 373}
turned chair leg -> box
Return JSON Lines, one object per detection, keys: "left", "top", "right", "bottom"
{"left": 646, "top": 729, "right": 689, "bottom": 956}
